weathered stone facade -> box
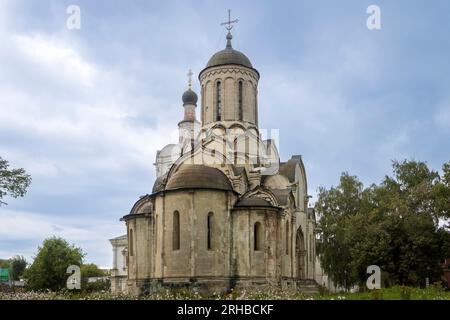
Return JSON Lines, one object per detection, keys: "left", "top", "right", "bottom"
{"left": 117, "top": 30, "right": 318, "bottom": 295}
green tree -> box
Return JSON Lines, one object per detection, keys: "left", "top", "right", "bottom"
{"left": 81, "top": 263, "right": 109, "bottom": 292}
{"left": 23, "top": 237, "right": 85, "bottom": 291}
{"left": 10, "top": 255, "right": 27, "bottom": 281}
{"left": 316, "top": 159, "right": 450, "bottom": 288}
{"left": 315, "top": 172, "right": 370, "bottom": 289}
{"left": 0, "top": 156, "right": 32, "bottom": 205}
{"left": 0, "top": 259, "right": 10, "bottom": 269}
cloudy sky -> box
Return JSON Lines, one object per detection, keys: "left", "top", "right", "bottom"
{"left": 0, "top": 0, "right": 449, "bottom": 267}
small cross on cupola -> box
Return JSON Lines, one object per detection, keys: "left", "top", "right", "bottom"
{"left": 187, "top": 69, "right": 193, "bottom": 90}
{"left": 221, "top": 9, "right": 238, "bottom": 31}
{"left": 221, "top": 9, "right": 238, "bottom": 49}
{"left": 182, "top": 69, "right": 198, "bottom": 108}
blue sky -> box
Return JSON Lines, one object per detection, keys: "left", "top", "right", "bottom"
{"left": 0, "top": 0, "right": 449, "bottom": 267}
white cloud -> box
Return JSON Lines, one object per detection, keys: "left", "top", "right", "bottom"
{"left": 0, "top": 29, "right": 179, "bottom": 181}
{"left": 0, "top": 17, "right": 182, "bottom": 265}
{"left": 12, "top": 33, "right": 98, "bottom": 87}
{"left": 0, "top": 208, "right": 124, "bottom": 267}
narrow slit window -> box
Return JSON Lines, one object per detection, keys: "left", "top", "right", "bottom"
{"left": 129, "top": 229, "right": 134, "bottom": 256}
{"left": 238, "top": 81, "right": 243, "bottom": 121}
{"left": 254, "top": 222, "right": 262, "bottom": 251}
{"left": 216, "top": 81, "right": 222, "bottom": 121}
{"left": 207, "top": 212, "right": 213, "bottom": 250}
{"left": 285, "top": 222, "right": 289, "bottom": 255}
{"left": 173, "top": 211, "right": 180, "bottom": 251}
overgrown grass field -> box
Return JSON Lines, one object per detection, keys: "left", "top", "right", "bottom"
{"left": 1, "top": 285, "right": 449, "bottom": 300}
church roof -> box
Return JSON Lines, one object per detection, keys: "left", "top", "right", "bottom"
{"left": 182, "top": 88, "right": 198, "bottom": 105}
{"left": 207, "top": 48, "right": 253, "bottom": 69}
{"left": 166, "top": 165, "right": 233, "bottom": 191}
{"left": 279, "top": 155, "right": 302, "bottom": 182}
{"left": 109, "top": 234, "right": 127, "bottom": 245}
{"left": 109, "top": 234, "right": 127, "bottom": 241}
{"left": 231, "top": 165, "right": 245, "bottom": 176}
{"left": 235, "top": 197, "right": 273, "bottom": 208}
{"left": 158, "top": 144, "right": 179, "bottom": 158}
{"left": 270, "top": 189, "right": 292, "bottom": 206}
{"left": 204, "top": 32, "right": 254, "bottom": 70}
{"left": 152, "top": 174, "right": 167, "bottom": 193}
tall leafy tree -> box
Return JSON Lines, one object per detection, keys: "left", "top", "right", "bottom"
{"left": 0, "top": 156, "right": 32, "bottom": 205}
{"left": 10, "top": 255, "right": 27, "bottom": 281}
{"left": 315, "top": 172, "right": 368, "bottom": 289}
{"left": 316, "top": 160, "right": 450, "bottom": 288}
{"left": 23, "top": 237, "right": 85, "bottom": 291}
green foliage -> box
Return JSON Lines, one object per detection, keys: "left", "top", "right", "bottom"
{"left": 318, "top": 284, "right": 328, "bottom": 296}
{"left": 370, "top": 290, "right": 383, "bottom": 300}
{"left": 80, "top": 263, "right": 109, "bottom": 292}
{"left": 0, "top": 259, "right": 11, "bottom": 269}
{"left": 399, "top": 286, "right": 412, "bottom": 300}
{"left": 23, "top": 236, "right": 85, "bottom": 291}
{"left": 81, "top": 263, "right": 106, "bottom": 280}
{"left": 10, "top": 255, "right": 27, "bottom": 280}
{"left": 316, "top": 159, "right": 450, "bottom": 288}
{"left": 83, "top": 278, "right": 110, "bottom": 292}
{"left": 0, "top": 156, "right": 32, "bottom": 206}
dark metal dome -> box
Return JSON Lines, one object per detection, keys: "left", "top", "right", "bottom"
{"left": 207, "top": 48, "right": 253, "bottom": 68}
{"left": 206, "top": 32, "right": 253, "bottom": 69}
{"left": 166, "top": 165, "right": 232, "bottom": 191}
{"left": 182, "top": 88, "right": 198, "bottom": 105}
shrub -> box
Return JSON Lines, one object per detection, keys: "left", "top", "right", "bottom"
{"left": 400, "top": 286, "right": 412, "bottom": 300}
{"left": 370, "top": 290, "right": 383, "bottom": 300}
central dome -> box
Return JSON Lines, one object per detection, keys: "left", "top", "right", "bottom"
{"left": 207, "top": 48, "right": 253, "bottom": 68}
{"left": 206, "top": 32, "right": 253, "bottom": 69}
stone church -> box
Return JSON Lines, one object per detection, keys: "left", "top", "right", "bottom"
{"left": 110, "top": 23, "right": 318, "bottom": 295}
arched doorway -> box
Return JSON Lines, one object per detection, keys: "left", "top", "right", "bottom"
{"left": 296, "top": 227, "right": 306, "bottom": 279}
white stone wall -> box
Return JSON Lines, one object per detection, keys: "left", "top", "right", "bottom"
{"left": 110, "top": 235, "right": 128, "bottom": 293}
{"left": 199, "top": 66, "right": 259, "bottom": 126}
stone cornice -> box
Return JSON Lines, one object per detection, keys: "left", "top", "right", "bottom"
{"left": 199, "top": 65, "right": 260, "bottom": 82}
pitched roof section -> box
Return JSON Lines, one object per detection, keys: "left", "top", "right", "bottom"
{"left": 235, "top": 197, "right": 273, "bottom": 208}
{"left": 152, "top": 174, "right": 167, "bottom": 193}
{"left": 279, "top": 155, "right": 302, "bottom": 182}
{"left": 270, "top": 189, "right": 292, "bottom": 206}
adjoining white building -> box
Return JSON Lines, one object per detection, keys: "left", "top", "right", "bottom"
{"left": 109, "top": 235, "right": 127, "bottom": 293}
